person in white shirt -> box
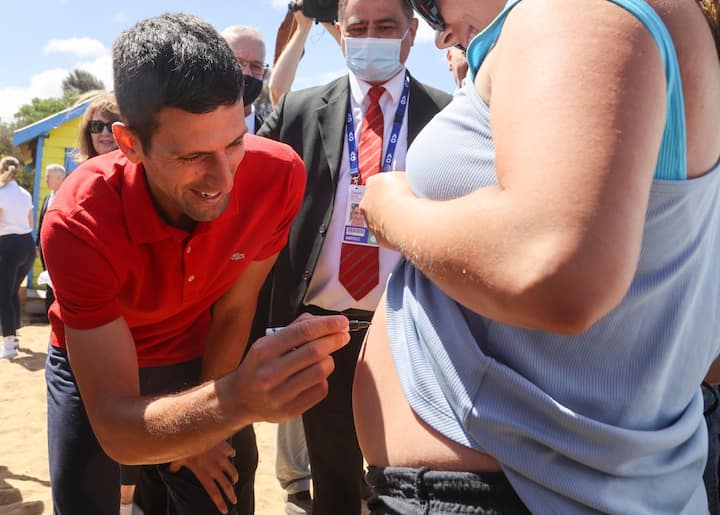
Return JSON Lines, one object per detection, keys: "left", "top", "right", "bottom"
{"left": 0, "top": 156, "right": 35, "bottom": 359}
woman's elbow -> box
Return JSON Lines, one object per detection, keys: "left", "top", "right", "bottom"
{"left": 515, "top": 257, "right": 633, "bottom": 335}
{"left": 535, "top": 297, "right": 609, "bottom": 335}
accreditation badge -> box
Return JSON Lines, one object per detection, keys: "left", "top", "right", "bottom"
{"left": 342, "top": 185, "right": 378, "bottom": 247}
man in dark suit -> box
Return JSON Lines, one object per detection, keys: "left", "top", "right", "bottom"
{"left": 257, "top": 0, "right": 451, "bottom": 512}
{"left": 36, "top": 164, "right": 67, "bottom": 316}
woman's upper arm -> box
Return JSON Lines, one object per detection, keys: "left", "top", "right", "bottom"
{"left": 486, "top": 1, "right": 668, "bottom": 311}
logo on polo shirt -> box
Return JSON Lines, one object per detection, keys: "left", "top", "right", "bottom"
{"left": 231, "top": 252, "right": 245, "bottom": 261}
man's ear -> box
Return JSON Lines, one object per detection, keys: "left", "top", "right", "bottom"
{"left": 112, "top": 123, "right": 144, "bottom": 163}
{"left": 338, "top": 22, "right": 347, "bottom": 57}
{"left": 408, "top": 17, "right": 419, "bottom": 46}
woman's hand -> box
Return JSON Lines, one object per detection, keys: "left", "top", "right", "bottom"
{"left": 360, "top": 172, "right": 416, "bottom": 252}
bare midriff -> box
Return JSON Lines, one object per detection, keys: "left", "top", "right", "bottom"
{"left": 353, "top": 296, "right": 501, "bottom": 471}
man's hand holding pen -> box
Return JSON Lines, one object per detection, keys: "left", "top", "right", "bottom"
{"left": 231, "top": 314, "right": 352, "bottom": 424}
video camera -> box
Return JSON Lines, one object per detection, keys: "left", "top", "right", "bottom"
{"left": 288, "top": 0, "right": 339, "bottom": 24}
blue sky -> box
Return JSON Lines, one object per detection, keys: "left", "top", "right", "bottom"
{"left": 0, "top": 0, "right": 454, "bottom": 123}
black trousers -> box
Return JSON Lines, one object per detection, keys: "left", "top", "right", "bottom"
{"left": 366, "top": 467, "right": 531, "bottom": 514}
{"left": 0, "top": 233, "right": 35, "bottom": 337}
{"left": 704, "top": 383, "right": 720, "bottom": 515}
{"left": 302, "top": 305, "right": 371, "bottom": 515}
{"left": 46, "top": 345, "right": 258, "bottom": 515}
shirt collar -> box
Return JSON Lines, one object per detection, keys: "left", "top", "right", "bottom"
{"left": 122, "top": 158, "right": 176, "bottom": 245}
{"left": 245, "top": 105, "right": 257, "bottom": 134}
{"left": 348, "top": 66, "right": 407, "bottom": 107}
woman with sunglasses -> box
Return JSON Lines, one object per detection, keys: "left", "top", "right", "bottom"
{"left": 355, "top": 0, "right": 720, "bottom": 513}
{"left": 76, "top": 91, "right": 120, "bottom": 162}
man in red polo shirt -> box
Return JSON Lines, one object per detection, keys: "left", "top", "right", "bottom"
{"left": 41, "top": 13, "right": 349, "bottom": 515}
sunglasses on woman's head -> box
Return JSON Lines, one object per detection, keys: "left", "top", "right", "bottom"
{"left": 87, "top": 120, "right": 115, "bottom": 134}
{"left": 409, "top": 0, "right": 446, "bottom": 31}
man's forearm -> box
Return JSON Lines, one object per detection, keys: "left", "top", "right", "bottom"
{"left": 201, "top": 307, "right": 255, "bottom": 380}
{"left": 269, "top": 24, "right": 311, "bottom": 107}
{"left": 98, "top": 372, "right": 249, "bottom": 465}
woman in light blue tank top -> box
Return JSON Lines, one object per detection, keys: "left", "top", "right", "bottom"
{"left": 355, "top": 0, "right": 720, "bottom": 513}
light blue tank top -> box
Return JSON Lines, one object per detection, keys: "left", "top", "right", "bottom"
{"left": 386, "top": 1, "right": 720, "bottom": 513}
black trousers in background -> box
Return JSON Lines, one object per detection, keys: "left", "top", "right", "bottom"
{"left": 46, "top": 344, "right": 258, "bottom": 515}
{"left": 0, "top": 233, "right": 35, "bottom": 337}
{"left": 302, "top": 305, "right": 370, "bottom": 515}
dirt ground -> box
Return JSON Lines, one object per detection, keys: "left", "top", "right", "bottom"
{"left": 0, "top": 322, "right": 288, "bottom": 514}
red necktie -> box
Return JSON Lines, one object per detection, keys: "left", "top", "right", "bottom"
{"left": 338, "top": 86, "right": 385, "bottom": 301}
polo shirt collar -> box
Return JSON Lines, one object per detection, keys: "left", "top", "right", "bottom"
{"left": 122, "top": 160, "right": 179, "bottom": 244}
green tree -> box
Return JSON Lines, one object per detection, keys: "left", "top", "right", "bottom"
{"left": 0, "top": 118, "right": 15, "bottom": 157}
{"left": 62, "top": 69, "right": 105, "bottom": 100}
{"left": 13, "top": 97, "right": 72, "bottom": 128}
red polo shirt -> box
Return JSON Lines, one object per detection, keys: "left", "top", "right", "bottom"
{"left": 42, "top": 135, "right": 305, "bottom": 367}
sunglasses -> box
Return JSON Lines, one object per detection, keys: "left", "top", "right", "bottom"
{"left": 408, "top": 0, "right": 446, "bottom": 31}
{"left": 87, "top": 120, "right": 115, "bottom": 134}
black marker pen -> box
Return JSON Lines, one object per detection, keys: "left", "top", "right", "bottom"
{"left": 265, "top": 319, "right": 371, "bottom": 336}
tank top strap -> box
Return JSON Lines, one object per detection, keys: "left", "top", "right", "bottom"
{"left": 466, "top": 0, "right": 687, "bottom": 181}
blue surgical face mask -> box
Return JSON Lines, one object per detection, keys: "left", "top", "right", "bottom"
{"left": 344, "top": 30, "right": 408, "bottom": 83}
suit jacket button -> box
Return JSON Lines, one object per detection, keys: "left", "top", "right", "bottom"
{"left": 303, "top": 271, "right": 311, "bottom": 280}
{"left": 319, "top": 224, "right": 326, "bottom": 236}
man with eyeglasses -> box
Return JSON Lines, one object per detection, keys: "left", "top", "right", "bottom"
{"left": 222, "top": 24, "right": 316, "bottom": 515}
{"left": 257, "top": 0, "right": 451, "bottom": 513}
{"left": 221, "top": 26, "right": 269, "bottom": 135}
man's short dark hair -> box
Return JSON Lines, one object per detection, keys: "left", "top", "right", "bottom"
{"left": 112, "top": 12, "right": 244, "bottom": 152}
{"left": 338, "top": 0, "right": 413, "bottom": 22}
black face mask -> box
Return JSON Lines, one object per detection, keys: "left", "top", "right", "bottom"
{"left": 242, "top": 75, "right": 263, "bottom": 107}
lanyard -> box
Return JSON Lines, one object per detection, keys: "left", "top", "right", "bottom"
{"left": 346, "top": 74, "right": 410, "bottom": 184}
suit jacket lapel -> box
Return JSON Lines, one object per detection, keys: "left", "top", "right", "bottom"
{"left": 407, "top": 73, "right": 436, "bottom": 146}
{"left": 317, "top": 76, "right": 350, "bottom": 186}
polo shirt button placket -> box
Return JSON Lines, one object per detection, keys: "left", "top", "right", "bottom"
{"left": 183, "top": 241, "right": 197, "bottom": 300}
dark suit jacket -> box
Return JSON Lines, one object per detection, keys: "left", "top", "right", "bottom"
{"left": 255, "top": 73, "right": 451, "bottom": 328}
{"left": 253, "top": 112, "right": 264, "bottom": 135}
{"left": 37, "top": 193, "right": 52, "bottom": 268}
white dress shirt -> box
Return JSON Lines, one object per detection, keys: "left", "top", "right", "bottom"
{"left": 245, "top": 105, "right": 257, "bottom": 135}
{"left": 304, "top": 68, "right": 408, "bottom": 312}
{"left": 0, "top": 181, "right": 33, "bottom": 236}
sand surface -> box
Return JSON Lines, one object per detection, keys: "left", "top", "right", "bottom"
{"left": 0, "top": 323, "right": 288, "bottom": 514}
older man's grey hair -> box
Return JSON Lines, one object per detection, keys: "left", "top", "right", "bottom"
{"left": 46, "top": 164, "right": 67, "bottom": 178}
{"left": 220, "top": 25, "right": 266, "bottom": 61}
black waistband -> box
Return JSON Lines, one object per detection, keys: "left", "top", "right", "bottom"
{"left": 366, "top": 466, "right": 530, "bottom": 513}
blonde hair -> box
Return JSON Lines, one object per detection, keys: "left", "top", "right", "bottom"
{"left": 0, "top": 156, "right": 20, "bottom": 187}
{"left": 76, "top": 91, "right": 120, "bottom": 163}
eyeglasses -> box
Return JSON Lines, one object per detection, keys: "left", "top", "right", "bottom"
{"left": 87, "top": 120, "right": 115, "bottom": 134}
{"left": 408, "top": 0, "right": 446, "bottom": 32}
{"left": 236, "top": 58, "right": 269, "bottom": 78}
